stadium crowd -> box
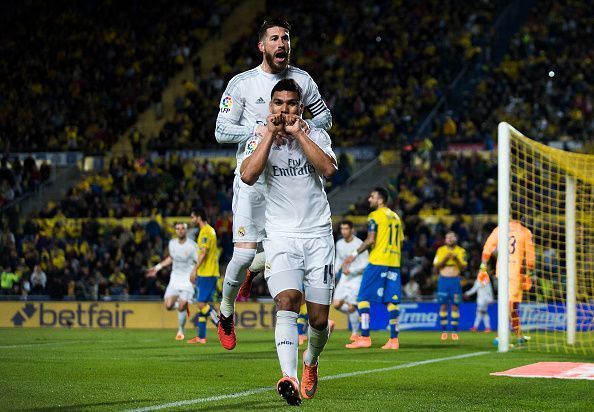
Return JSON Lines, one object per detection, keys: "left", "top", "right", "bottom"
{"left": 0, "top": 155, "right": 51, "bottom": 208}
{"left": 435, "top": 0, "right": 592, "bottom": 146}
{"left": 0, "top": 0, "right": 231, "bottom": 153}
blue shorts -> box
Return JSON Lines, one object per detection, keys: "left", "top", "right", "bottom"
{"left": 357, "top": 264, "right": 401, "bottom": 304}
{"left": 196, "top": 277, "right": 217, "bottom": 302}
{"left": 437, "top": 276, "right": 462, "bottom": 305}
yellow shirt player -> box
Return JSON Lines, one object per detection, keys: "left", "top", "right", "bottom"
{"left": 433, "top": 231, "right": 467, "bottom": 341}
{"left": 481, "top": 219, "right": 535, "bottom": 343}
{"left": 344, "top": 187, "right": 403, "bottom": 350}
{"left": 188, "top": 208, "right": 220, "bottom": 344}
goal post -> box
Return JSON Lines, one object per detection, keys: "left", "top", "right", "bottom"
{"left": 497, "top": 122, "right": 593, "bottom": 354}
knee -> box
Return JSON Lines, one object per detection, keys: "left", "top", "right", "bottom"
{"left": 165, "top": 303, "right": 174, "bottom": 311}
{"left": 196, "top": 302, "right": 205, "bottom": 310}
{"left": 178, "top": 301, "right": 188, "bottom": 311}
{"left": 275, "top": 292, "right": 301, "bottom": 312}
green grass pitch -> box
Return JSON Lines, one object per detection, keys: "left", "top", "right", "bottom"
{"left": 1, "top": 328, "right": 591, "bottom": 411}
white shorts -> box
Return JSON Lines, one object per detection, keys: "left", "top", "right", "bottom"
{"left": 164, "top": 284, "right": 194, "bottom": 303}
{"left": 232, "top": 175, "right": 266, "bottom": 243}
{"left": 333, "top": 274, "right": 362, "bottom": 305}
{"left": 263, "top": 234, "right": 335, "bottom": 305}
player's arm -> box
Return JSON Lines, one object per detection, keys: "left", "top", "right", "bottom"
{"left": 215, "top": 82, "right": 259, "bottom": 144}
{"left": 285, "top": 115, "right": 337, "bottom": 178}
{"left": 349, "top": 251, "right": 368, "bottom": 276}
{"left": 240, "top": 114, "right": 283, "bottom": 185}
{"left": 464, "top": 280, "right": 479, "bottom": 297}
{"left": 146, "top": 256, "right": 172, "bottom": 277}
{"left": 481, "top": 227, "right": 499, "bottom": 268}
{"left": 433, "top": 248, "right": 450, "bottom": 270}
{"left": 302, "top": 76, "right": 332, "bottom": 131}
{"left": 452, "top": 249, "right": 468, "bottom": 270}
{"left": 190, "top": 247, "right": 206, "bottom": 284}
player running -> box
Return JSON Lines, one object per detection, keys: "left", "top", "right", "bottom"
{"left": 332, "top": 220, "right": 368, "bottom": 343}
{"left": 344, "top": 187, "right": 404, "bottom": 350}
{"left": 433, "top": 231, "right": 468, "bottom": 341}
{"left": 215, "top": 18, "right": 332, "bottom": 350}
{"left": 241, "top": 79, "right": 337, "bottom": 405}
{"left": 147, "top": 222, "right": 197, "bottom": 341}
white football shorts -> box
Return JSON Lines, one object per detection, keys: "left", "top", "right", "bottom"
{"left": 333, "top": 274, "right": 362, "bottom": 305}
{"left": 263, "top": 234, "right": 335, "bottom": 305}
{"left": 232, "top": 175, "right": 266, "bottom": 243}
{"left": 164, "top": 284, "right": 194, "bottom": 303}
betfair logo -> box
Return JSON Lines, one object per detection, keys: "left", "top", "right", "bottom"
{"left": 11, "top": 303, "right": 37, "bottom": 326}
{"left": 11, "top": 303, "right": 133, "bottom": 328}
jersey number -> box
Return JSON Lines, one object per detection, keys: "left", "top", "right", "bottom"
{"left": 509, "top": 236, "right": 517, "bottom": 255}
{"left": 388, "top": 223, "right": 400, "bottom": 246}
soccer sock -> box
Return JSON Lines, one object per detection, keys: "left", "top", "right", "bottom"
{"left": 484, "top": 313, "right": 491, "bottom": 330}
{"left": 249, "top": 252, "right": 266, "bottom": 273}
{"left": 275, "top": 310, "right": 299, "bottom": 379}
{"left": 304, "top": 323, "right": 329, "bottom": 366}
{"left": 358, "top": 301, "right": 371, "bottom": 337}
{"left": 198, "top": 304, "right": 211, "bottom": 339}
{"left": 297, "top": 303, "right": 308, "bottom": 335}
{"left": 198, "top": 316, "right": 207, "bottom": 339}
{"left": 177, "top": 309, "right": 187, "bottom": 333}
{"left": 511, "top": 304, "right": 521, "bottom": 336}
{"left": 220, "top": 248, "right": 256, "bottom": 317}
{"left": 451, "top": 308, "right": 459, "bottom": 332}
{"left": 440, "top": 309, "right": 448, "bottom": 332}
{"left": 348, "top": 310, "right": 360, "bottom": 335}
{"left": 474, "top": 311, "right": 483, "bottom": 328}
{"left": 387, "top": 303, "right": 400, "bottom": 339}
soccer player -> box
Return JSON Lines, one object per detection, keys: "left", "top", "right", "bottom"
{"left": 240, "top": 78, "right": 336, "bottom": 405}
{"left": 215, "top": 18, "right": 332, "bottom": 351}
{"left": 464, "top": 272, "right": 494, "bottom": 332}
{"left": 344, "top": 187, "right": 404, "bottom": 350}
{"left": 333, "top": 220, "right": 368, "bottom": 343}
{"left": 147, "top": 222, "right": 197, "bottom": 340}
{"left": 433, "top": 231, "right": 468, "bottom": 341}
{"left": 481, "top": 219, "right": 535, "bottom": 344}
{"left": 187, "top": 209, "right": 220, "bottom": 344}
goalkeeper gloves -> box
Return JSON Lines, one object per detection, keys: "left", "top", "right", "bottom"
{"left": 477, "top": 263, "right": 489, "bottom": 284}
{"left": 521, "top": 270, "right": 533, "bottom": 291}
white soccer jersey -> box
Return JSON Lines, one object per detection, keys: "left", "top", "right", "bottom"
{"left": 244, "top": 128, "right": 334, "bottom": 238}
{"left": 168, "top": 238, "right": 198, "bottom": 291}
{"left": 466, "top": 279, "right": 494, "bottom": 307}
{"left": 215, "top": 65, "right": 331, "bottom": 177}
{"left": 335, "top": 236, "right": 368, "bottom": 276}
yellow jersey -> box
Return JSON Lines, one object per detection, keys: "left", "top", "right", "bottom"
{"left": 197, "top": 224, "right": 219, "bottom": 277}
{"left": 433, "top": 245, "right": 468, "bottom": 275}
{"left": 368, "top": 207, "right": 403, "bottom": 267}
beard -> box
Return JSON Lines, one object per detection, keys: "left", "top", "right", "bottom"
{"left": 264, "top": 49, "right": 290, "bottom": 73}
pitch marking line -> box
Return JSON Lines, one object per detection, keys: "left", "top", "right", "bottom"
{"left": 127, "top": 351, "right": 489, "bottom": 412}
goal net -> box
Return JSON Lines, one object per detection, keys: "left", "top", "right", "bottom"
{"left": 497, "top": 122, "right": 593, "bottom": 354}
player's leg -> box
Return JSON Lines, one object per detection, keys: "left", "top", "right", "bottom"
{"left": 346, "top": 265, "right": 381, "bottom": 349}
{"left": 347, "top": 275, "right": 362, "bottom": 340}
{"left": 437, "top": 276, "right": 449, "bottom": 340}
{"left": 239, "top": 251, "right": 266, "bottom": 298}
{"left": 482, "top": 305, "right": 492, "bottom": 332}
{"left": 297, "top": 296, "right": 308, "bottom": 345}
{"left": 301, "top": 235, "right": 334, "bottom": 399}
{"left": 176, "top": 294, "right": 190, "bottom": 339}
{"left": 471, "top": 306, "right": 482, "bottom": 331}
{"left": 381, "top": 267, "right": 401, "bottom": 349}
{"left": 450, "top": 278, "right": 462, "bottom": 340}
{"left": 190, "top": 278, "right": 217, "bottom": 344}
{"left": 450, "top": 303, "right": 460, "bottom": 340}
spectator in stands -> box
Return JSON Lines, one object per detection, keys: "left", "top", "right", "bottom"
{"left": 30, "top": 265, "right": 47, "bottom": 295}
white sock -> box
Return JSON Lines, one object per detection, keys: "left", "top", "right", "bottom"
{"left": 178, "top": 310, "right": 187, "bottom": 333}
{"left": 304, "top": 323, "right": 329, "bottom": 366}
{"left": 484, "top": 313, "right": 491, "bottom": 329}
{"left": 249, "top": 252, "right": 266, "bottom": 273}
{"left": 275, "top": 310, "right": 299, "bottom": 379}
{"left": 338, "top": 303, "right": 349, "bottom": 314}
{"left": 474, "top": 312, "right": 482, "bottom": 328}
{"left": 349, "top": 311, "right": 360, "bottom": 334}
{"left": 220, "top": 248, "right": 256, "bottom": 317}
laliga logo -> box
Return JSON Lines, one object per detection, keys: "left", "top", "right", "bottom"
{"left": 220, "top": 96, "right": 233, "bottom": 113}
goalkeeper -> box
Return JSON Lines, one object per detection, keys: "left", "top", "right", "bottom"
{"left": 480, "top": 218, "right": 535, "bottom": 344}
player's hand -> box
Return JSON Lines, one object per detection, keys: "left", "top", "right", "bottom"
{"left": 343, "top": 255, "right": 355, "bottom": 265}
{"left": 266, "top": 114, "right": 284, "bottom": 134}
{"left": 283, "top": 114, "right": 306, "bottom": 136}
{"left": 477, "top": 263, "right": 489, "bottom": 284}
{"left": 146, "top": 267, "right": 157, "bottom": 278}
{"left": 521, "top": 273, "right": 532, "bottom": 291}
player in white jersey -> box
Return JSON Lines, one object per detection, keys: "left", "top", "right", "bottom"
{"left": 241, "top": 79, "right": 336, "bottom": 406}
{"left": 214, "top": 18, "right": 332, "bottom": 351}
{"left": 464, "top": 273, "right": 494, "bottom": 332}
{"left": 333, "top": 220, "right": 368, "bottom": 342}
{"left": 147, "top": 223, "right": 198, "bottom": 340}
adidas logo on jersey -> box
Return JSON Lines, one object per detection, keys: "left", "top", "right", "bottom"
{"left": 255, "top": 97, "right": 265, "bottom": 104}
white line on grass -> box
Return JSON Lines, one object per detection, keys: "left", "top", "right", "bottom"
{"left": 127, "top": 351, "right": 489, "bottom": 412}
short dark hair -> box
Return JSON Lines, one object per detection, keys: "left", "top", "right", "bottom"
{"left": 339, "top": 220, "right": 354, "bottom": 229}
{"left": 258, "top": 18, "right": 291, "bottom": 41}
{"left": 271, "top": 78, "right": 302, "bottom": 102}
{"left": 373, "top": 187, "right": 389, "bottom": 203}
{"left": 191, "top": 208, "right": 208, "bottom": 221}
